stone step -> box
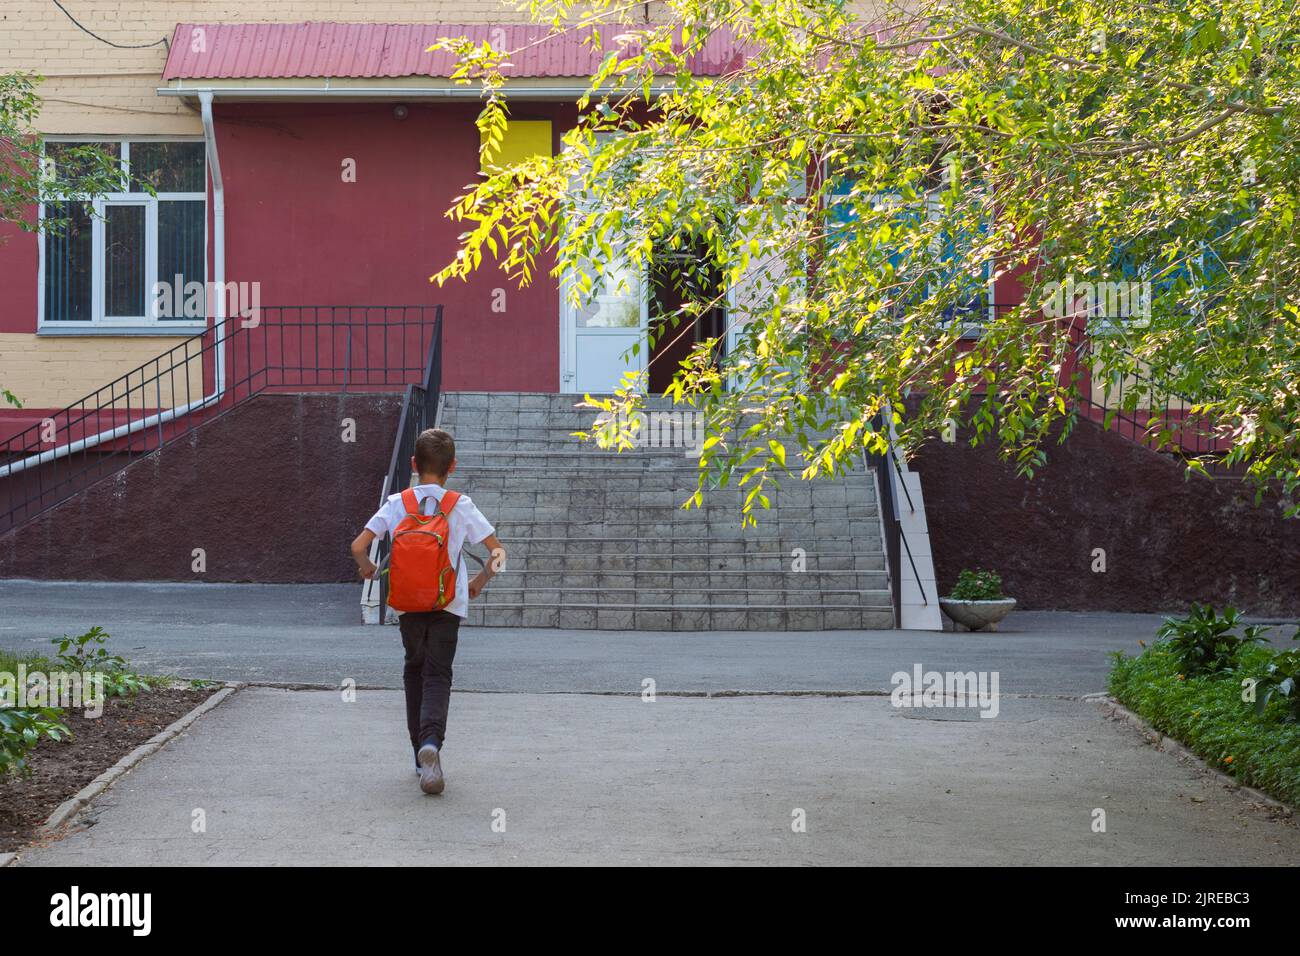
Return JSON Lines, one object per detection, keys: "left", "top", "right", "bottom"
{"left": 430, "top": 391, "right": 895, "bottom": 630}
{"left": 489, "top": 522, "right": 883, "bottom": 541}
{"left": 449, "top": 449, "right": 848, "bottom": 470}
{"left": 488, "top": 569, "right": 889, "bottom": 589}
{"left": 474, "top": 552, "right": 886, "bottom": 572}
{"left": 446, "top": 441, "right": 708, "bottom": 456}
{"left": 450, "top": 459, "right": 727, "bottom": 474}
{"left": 449, "top": 469, "right": 871, "bottom": 481}
{"left": 446, "top": 431, "right": 817, "bottom": 453}
{"left": 478, "top": 585, "right": 890, "bottom": 606}
{"left": 461, "top": 483, "right": 872, "bottom": 501}
{"left": 444, "top": 427, "right": 838, "bottom": 442}
{"left": 444, "top": 415, "right": 804, "bottom": 434}
{"left": 476, "top": 505, "right": 877, "bottom": 523}
{"left": 464, "top": 535, "right": 885, "bottom": 555}
{"left": 450, "top": 463, "right": 817, "bottom": 479}
{"left": 462, "top": 603, "right": 896, "bottom": 630}
{"left": 447, "top": 473, "right": 873, "bottom": 494}
{"left": 442, "top": 411, "right": 822, "bottom": 434}
{"left": 456, "top": 461, "right": 854, "bottom": 479}
{"left": 444, "top": 392, "right": 812, "bottom": 418}
{"left": 462, "top": 502, "right": 878, "bottom": 522}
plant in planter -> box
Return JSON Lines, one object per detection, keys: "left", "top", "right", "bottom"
{"left": 939, "top": 569, "right": 1017, "bottom": 632}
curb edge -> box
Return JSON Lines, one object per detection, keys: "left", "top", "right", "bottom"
{"left": 26, "top": 682, "right": 246, "bottom": 851}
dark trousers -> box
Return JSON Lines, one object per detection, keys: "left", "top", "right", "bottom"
{"left": 399, "top": 610, "right": 460, "bottom": 759}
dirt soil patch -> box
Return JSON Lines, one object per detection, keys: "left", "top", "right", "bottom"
{"left": 0, "top": 688, "right": 216, "bottom": 853}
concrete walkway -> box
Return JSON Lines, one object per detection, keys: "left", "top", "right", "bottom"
{"left": 15, "top": 687, "right": 1299, "bottom": 866}
{"left": 5, "top": 581, "right": 1297, "bottom": 865}
{"left": 6, "top": 579, "right": 1285, "bottom": 694}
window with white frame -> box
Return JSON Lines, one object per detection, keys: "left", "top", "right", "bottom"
{"left": 41, "top": 139, "right": 207, "bottom": 329}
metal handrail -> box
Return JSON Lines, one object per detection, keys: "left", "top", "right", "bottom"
{"left": 932, "top": 300, "right": 1231, "bottom": 473}
{"left": 890, "top": 476, "right": 927, "bottom": 606}
{"left": 890, "top": 446, "right": 916, "bottom": 513}
{"left": 374, "top": 311, "right": 444, "bottom": 621}
{"left": 1067, "top": 334, "right": 1232, "bottom": 472}
{"left": 865, "top": 433, "right": 928, "bottom": 629}
{"left": 869, "top": 288, "right": 1240, "bottom": 479}
{"left": 1, "top": 305, "right": 442, "bottom": 533}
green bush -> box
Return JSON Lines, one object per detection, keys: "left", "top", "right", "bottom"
{"left": 1, "top": 626, "right": 158, "bottom": 775}
{"left": 1109, "top": 643, "right": 1300, "bottom": 807}
{"left": 1155, "top": 604, "right": 1268, "bottom": 676}
{"left": 0, "top": 648, "right": 66, "bottom": 775}
{"left": 948, "top": 569, "right": 1005, "bottom": 601}
{"left": 0, "top": 648, "right": 52, "bottom": 675}
{"left": 52, "top": 626, "right": 155, "bottom": 698}
{"left": 0, "top": 707, "right": 69, "bottom": 775}
{"left": 1254, "top": 636, "right": 1300, "bottom": 723}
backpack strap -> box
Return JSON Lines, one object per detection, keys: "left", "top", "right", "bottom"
{"left": 400, "top": 487, "right": 421, "bottom": 516}
{"left": 437, "top": 490, "right": 461, "bottom": 518}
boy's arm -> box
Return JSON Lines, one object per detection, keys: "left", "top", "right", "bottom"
{"left": 350, "top": 529, "right": 378, "bottom": 579}
{"left": 468, "top": 533, "right": 505, "bottom": 599}
{"left": 353, "top": 499, "right": 394, "bottom": 580}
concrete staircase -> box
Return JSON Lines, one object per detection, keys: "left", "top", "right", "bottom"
{"left": 442, "top": 392, "right": 895, "bottom": 630}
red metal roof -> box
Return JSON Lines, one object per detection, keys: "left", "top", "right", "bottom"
{"left": 162, "top": 22, "right": 744, "bottom": 80}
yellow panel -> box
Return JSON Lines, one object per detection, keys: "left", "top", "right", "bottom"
{"left": 481, "top": 120, "right": 553, "bottom": 173}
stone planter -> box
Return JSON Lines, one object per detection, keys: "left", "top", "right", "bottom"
{"left": 939, "top": 597, "right": 1017, "bottom": 632}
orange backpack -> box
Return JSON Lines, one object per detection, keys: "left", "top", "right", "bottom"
{"left": 387, "top": 487, "right": 462, "bottom": 613}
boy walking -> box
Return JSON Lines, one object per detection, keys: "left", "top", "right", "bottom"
{"left": 350, "top": 428, "right": 504, "bottom": 795}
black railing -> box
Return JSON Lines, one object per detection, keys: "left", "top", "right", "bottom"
{"left": 0, "top": 306, "right": 441, "bottom": 534}
{"left": 1069, "top": 335, "right": 1232, "bottom": 472}
{"left": 866, "top": 423, "right": 927, "bottom": 628}
{"left": 374, "top": 313, "right": 444, "bottom": 621}
{"left": 936, "top": 300, "right": 1231, "bottom": 471}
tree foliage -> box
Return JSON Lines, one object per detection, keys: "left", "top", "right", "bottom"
{"left": 2, "top": 72, "right": 125, "bottom": 408}
{"left": 0, "top": 73, "right": 124, "bottom": 236}
{"left": 433, "top": 0, "right": 1300, "bottom": 519}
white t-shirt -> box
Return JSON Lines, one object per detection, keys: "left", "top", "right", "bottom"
{"left": 366, "top": 483, "right": 495, "bottom": 619}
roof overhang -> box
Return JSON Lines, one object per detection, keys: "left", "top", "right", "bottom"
{"left": 157, "top": 21, "right": 743, "bottom": 104}
{"left": 156, "top": 76, "right": 676, "bottom": 103}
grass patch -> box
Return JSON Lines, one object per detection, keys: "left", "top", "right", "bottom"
{"left": 0, "top": 648, "right": 53, "bottom": 675}
{"left": 1109, "top": 644, "right": 1300, "bottom": 807}
{"left": 2, "top": 628, "right": 171, "bottom": 776}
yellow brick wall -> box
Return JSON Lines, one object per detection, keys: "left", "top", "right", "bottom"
{"left": 0, "top": 333, "right": 206, "bottom": 410}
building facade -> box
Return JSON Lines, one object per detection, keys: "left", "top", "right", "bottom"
{"left": 1, "top": 4, "right": 768, "bottom": 441}
{"left": 3, "top": 2, "right": 1298, "bottom": 620}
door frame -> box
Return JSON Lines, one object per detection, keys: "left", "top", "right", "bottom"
{"left": 558, "top": 263, "right": 650, "bottom": 395}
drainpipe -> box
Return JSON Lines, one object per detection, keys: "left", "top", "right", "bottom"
{"left": 200, "top": 91, "right": 228, "bottom": 399}
{"left": 0, "top": 94, "right": 229, "bottom": 479}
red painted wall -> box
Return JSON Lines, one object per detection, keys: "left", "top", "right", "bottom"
{"left": 917, "top": 413, "right": 1300, "bottom": 615}
{"left": 0, "top": 210, "right": 37, "bottom": 335}
{"left": 215, "top": 101, "right": 569, "bottom": 392}
{"left": 0, "top": 100, "right": 574, "bottom": 416}
{"left": 0, "top": 392, "right": 402, "bottom": 581}
{"left": 0, "top": 207, "right": 42, "bottom": 442}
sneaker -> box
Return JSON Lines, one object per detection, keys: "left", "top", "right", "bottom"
{"left": 417, "top": 743, "right": 445, "bottom": 795}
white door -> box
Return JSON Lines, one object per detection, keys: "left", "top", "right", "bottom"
{"left": 560, "top": 259, "right": 648, "bottom": 394}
